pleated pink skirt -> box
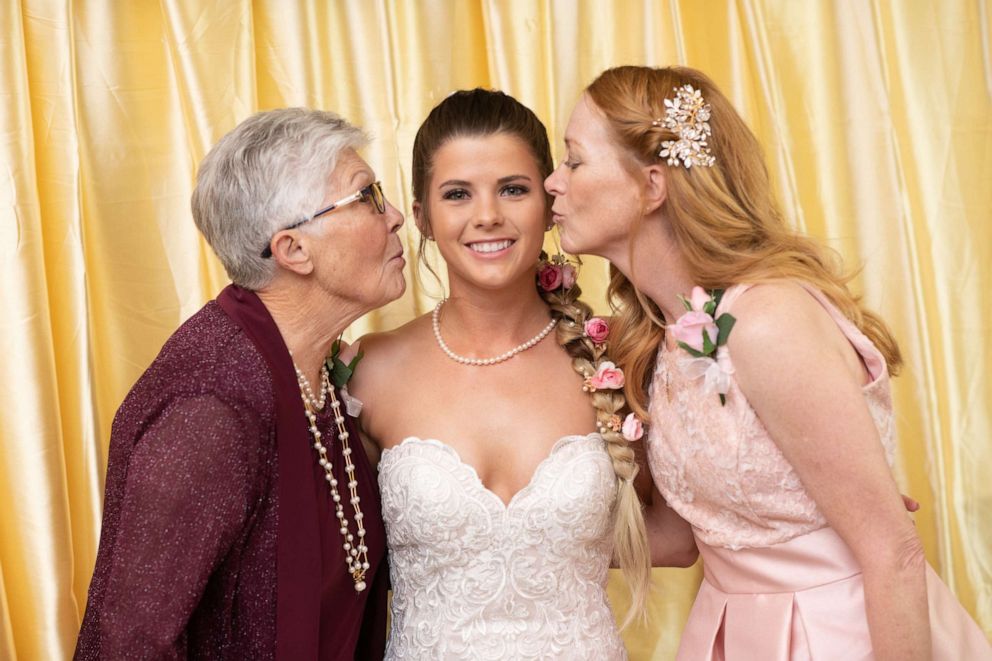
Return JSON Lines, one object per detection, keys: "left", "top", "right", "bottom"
{"left": 677, "top": 526, "right": 991, "bottom": 660}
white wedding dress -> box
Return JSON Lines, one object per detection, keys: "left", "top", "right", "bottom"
{"left": 378, "top": 432, "right": 626, "bottom": 660}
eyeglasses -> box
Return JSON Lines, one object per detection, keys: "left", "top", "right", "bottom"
{"left": 261, "top": 181, "right": 386, "bottom": 258}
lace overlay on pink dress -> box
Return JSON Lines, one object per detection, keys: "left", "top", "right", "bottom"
{"left": 378, "top": 433, "right": 626, "bottom": 660}
{"left": 648, "top": 283, "right": 991, "bottom": 660}
{"left": 648, "top": 283, "right": 895, "bottom": 550}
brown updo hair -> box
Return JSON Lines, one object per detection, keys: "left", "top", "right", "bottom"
{"left": 411, "top": 88, "right": 651, "bottom": 623}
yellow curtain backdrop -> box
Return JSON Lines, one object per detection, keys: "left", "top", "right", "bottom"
{"left": 1, "top": 1, "right": 989, "bottom": 658}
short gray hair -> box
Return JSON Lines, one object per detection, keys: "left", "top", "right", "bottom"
{"left": 191, "top": 108, "right": 368, "bottom": 290}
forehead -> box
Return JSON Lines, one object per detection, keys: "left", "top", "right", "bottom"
{"left": 565, "top": 95, "right": 613, "bottom": 146}
{"left": 431, "top": 133, "right": 542, "bottom": 179}
{"left": 328, "top": 148, "right": 374, "bottom": 188}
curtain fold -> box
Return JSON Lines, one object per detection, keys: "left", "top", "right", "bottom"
{"left": 1, "top": 1, "right": 988, "bottom": 658}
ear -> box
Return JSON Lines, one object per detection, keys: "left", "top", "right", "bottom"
{"left": 642, "top": 163, "right": 668, "bottom": 214}
{"left": 269, "top": 230, "right": 315, "bottom": 276}
{"left": 413, "top": 200, "right": 432, "bottom": 240}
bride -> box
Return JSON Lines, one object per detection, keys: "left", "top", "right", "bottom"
{"left": 348, "top": 88, "right": 696, "bottom": 659}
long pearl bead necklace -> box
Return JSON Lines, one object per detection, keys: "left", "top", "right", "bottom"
{"left": 432, "top": 299, "right": 558, "bottom": 366}
{"left": 294, "top": 362, "right": 369, "bottom": 592}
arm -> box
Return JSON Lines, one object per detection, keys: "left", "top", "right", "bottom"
{"left": 346, "top": 332, "right": 392, "bottom": 450}
{"left": 632, "top": 433, "right": 698, "bottom": 566}
{"left": 99, "top": 395, "right": 256, "bottom": 657}
{"left": 730, "top": 284, "right": 928, "bottom": 661}
{"left": 644, "top": 481, "right": 698, "bottom": 567}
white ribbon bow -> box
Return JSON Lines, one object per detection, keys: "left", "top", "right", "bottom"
{"left": 681, "top": 347, "right": 734, "bottom": 396}
{"left": 339, "top": 385, "right": 364, "bottom": 417}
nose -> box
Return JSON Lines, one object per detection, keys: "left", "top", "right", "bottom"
{"left": 544, "top": 165, "right": 565, "bottom": 197}
{"left": 384, "top": 200, "right": 404, "bottom": 233}
{"left": 472, "top": 193, "right": 503, "bottom": 229}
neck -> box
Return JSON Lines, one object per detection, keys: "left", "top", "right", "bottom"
{"left": 439, "top": 274, "right": 552, "bottom": 356}
{"left": 607, "top": 215, "right": 696, "bottom": 327}
{"left": 256, "top": 278, "right": 366, "bottom": 387}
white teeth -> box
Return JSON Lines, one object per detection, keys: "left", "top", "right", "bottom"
{"left": 468, "top": 240, "right": 513, "bottom": 254}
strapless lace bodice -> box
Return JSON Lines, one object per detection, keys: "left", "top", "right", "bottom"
{"left": 378, "top": 433, "right": 625, "bottom": 660}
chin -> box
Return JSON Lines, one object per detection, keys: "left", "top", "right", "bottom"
{"left": 388, "top": 275, "right": 407, "bottom": 302}
{"left": 559, "top": 231, "right": 584, "bottom": 256}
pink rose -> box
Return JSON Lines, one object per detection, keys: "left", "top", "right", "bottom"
{"left": 561, "top": 264, "right": 577, "bottom": 289}
{"left": 584, "top": 317, "right": 610, "bottom": 344}
{"left": 337, "top": 339, "right": 362, "bottom": 365}
{"left": 588, "top": 361, "right": 625, "bottom": 390}
{"left": 621, "top": 413, "right": 644, "bottom": 441}
{"left": 689, "top": 286, "right": 710, "bottom": 311}
{"left": 669, "top": 310, "right": 718, "bottom": 353}
{"left": 537, "top": 263, "right": 563, "bottom": 291}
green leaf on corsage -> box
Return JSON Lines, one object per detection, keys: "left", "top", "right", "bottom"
{"left": 327, "top": 339, "right": 364, "bottom": 389}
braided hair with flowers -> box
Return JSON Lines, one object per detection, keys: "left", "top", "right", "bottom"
{"left": 535, "top": 251, "right": 650, "bottom": 625}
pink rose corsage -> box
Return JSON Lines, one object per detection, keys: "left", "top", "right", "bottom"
{"left": 669, "top": 286, "right": 736, "bottom": 405}
{"left": 327, "top": 339, "right": 364, "bottom": 416}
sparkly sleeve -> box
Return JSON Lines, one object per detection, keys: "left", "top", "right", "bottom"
{"left": 96, "top": 394, "right": 260, "bottom": 657}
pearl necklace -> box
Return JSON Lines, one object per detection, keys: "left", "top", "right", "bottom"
{"left": 293, "top": 363, "right": 369, "bottom": 592}
{"left": 432, "top": 299, "right": 558, "bottom": 366}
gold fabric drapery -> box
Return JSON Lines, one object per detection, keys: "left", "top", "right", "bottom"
{"left": 1, "top": 1, "right": 989, "bottom": 658}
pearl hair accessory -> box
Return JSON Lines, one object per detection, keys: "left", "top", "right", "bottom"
{"left": 293, "top": 361, "right": 370, "bottom": 592}
{"left": 432, "top": 299, "right": 558, "bottom": 366}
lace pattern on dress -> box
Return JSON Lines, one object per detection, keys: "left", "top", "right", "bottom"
{"left": 647, "top": 283, "right": 897, "bottom": 550}
{"left": 379, "top": 433, "right": 626, "bottom": 660}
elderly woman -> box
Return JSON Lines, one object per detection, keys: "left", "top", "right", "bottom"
{"left": 74, "top": 108, "right": 406, "bottom": 660}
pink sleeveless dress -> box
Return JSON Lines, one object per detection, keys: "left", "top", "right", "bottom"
{"left": 647, "top": 283, "right": 991, "bottom": 660}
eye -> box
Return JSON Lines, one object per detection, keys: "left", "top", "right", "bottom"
{"left": 561, "top": 157, "right": 580, "bottom": 170}
{"left": 500, "top": 184, "right": 529, "bottom": 197}
{"left": 441, "top": 188, "right": 470, "bottom": 201}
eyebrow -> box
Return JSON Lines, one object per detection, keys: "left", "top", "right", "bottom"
{"left": 438, "top": 174, "right": 533, "bottom": 188}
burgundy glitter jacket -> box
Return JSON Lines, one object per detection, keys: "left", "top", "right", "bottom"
{"left": 75, "top": 285, "right": 388, "bottom": 660}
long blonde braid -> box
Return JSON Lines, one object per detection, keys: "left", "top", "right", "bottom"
{"left": 538, "top": 260, "right": 651, "bottom": 627}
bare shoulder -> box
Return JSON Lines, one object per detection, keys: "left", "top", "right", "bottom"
{"left": 727, "top": 281, "right": 860, "bottom": 387}
{"left": 727, "top": 281, "right": 836, "bottom": 355}
{"left": 348, "top": 313, "right": 432, "bottom": 400}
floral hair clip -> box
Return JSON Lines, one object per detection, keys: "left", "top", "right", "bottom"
{"left": 583, "top": 317, "right": 610, "bottom": 345}
{"left": 621, "top": 413, "right": 644, "bottom": 441}
{"left": 537, "top": 252, "right": 577, "bottom": 293}
{"left": 669, "top": 286, "right": 736, "bottom": 405}
{"left": 656, "top": 84, "right": 716, "bottom": 169}
{"left": 583, "top": 361, "right": 625, "bottom": 393}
